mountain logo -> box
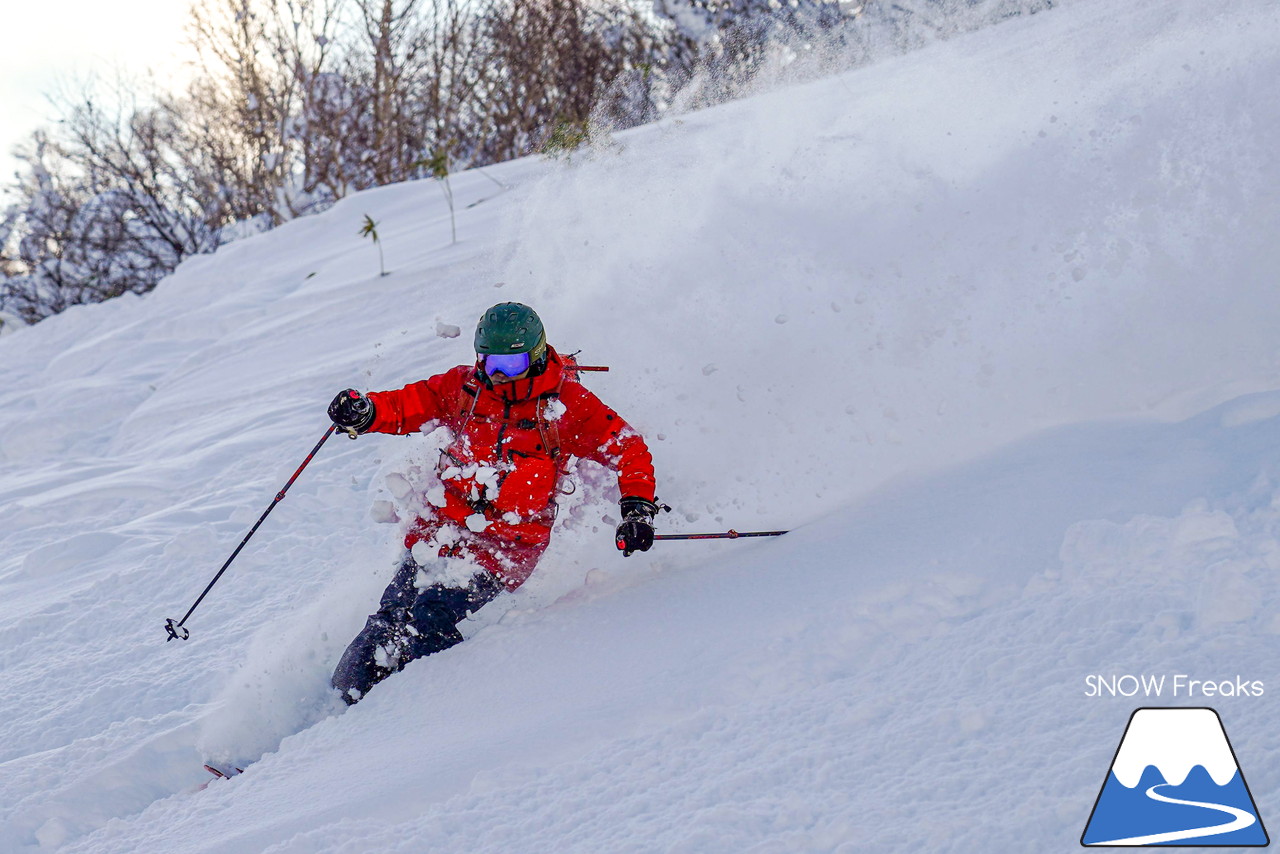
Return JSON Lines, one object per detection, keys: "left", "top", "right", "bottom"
{"left": 1081, "top": 707, "right": 1269, "bottom": 847}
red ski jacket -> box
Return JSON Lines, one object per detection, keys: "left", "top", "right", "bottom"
{"left": 366, "top": 347, "right": 656, "bottom": 587}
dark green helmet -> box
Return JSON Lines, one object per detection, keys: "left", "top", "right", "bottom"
{"left": 474, "top": 301, "right": 548, "bottom": 362}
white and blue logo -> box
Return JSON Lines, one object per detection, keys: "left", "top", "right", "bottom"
{"left": 1082, "top": 708, "right": 1268, "bottom": 847}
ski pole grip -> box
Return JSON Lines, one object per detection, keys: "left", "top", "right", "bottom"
{"left": 165, "top": 618, "right": 190, "bottom": 642}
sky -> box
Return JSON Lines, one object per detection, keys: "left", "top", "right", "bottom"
{"left": 0, "top": 0, "right": 193, "bottom": 183}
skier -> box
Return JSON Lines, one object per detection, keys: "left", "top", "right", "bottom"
{"left": 327, "top": 302, "right": 658, "bottom": 703}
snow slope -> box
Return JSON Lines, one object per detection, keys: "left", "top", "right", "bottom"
{"left": 1, "top": 0, "right": 1279, "bottom": 850}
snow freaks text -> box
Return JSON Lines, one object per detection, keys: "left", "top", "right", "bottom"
{"left": 1084, "top": 675, "right": 1265, "bottom": 699}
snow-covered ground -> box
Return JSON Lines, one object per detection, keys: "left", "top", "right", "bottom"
{"left": 2, "top": 0, "right": 1279, "bottom": 850}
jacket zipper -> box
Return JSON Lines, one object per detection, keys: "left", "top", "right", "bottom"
{"left": 494, "top": 399, "right": 514, "bottom": 461}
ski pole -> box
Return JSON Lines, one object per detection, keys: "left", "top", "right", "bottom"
{"left": 164, "top": 424, "right": 340, "bottom": 642}
{"left": 655, "top": 529, "right": 788, "bottom": 541}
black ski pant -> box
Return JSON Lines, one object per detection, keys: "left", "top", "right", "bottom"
{"left": 332, "top": 551, "right": 503, "bottom": 704}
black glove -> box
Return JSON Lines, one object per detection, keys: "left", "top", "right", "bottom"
{"left": 615, "top": 496, "right": 658, "bottom": 556}
{"left": 328, "top": 388, "right": 376, "bottom": 433}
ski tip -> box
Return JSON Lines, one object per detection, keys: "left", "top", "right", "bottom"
{"left": 203, "top": 763, "right": 245, "bottom": 780}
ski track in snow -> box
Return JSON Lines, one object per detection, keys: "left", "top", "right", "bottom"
{"left": 2, "top": 0, "right": 1280, "bottom": 850}
{"left": 1090, "top": 784, "right": 1256, "bottom": 846}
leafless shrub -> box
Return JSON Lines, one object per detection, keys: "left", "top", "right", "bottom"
{"left": 0, "top": 0, "right": 1058, "bottom": 323}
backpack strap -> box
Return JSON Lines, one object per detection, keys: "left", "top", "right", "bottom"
{"left": 456, "top": 374, "right": 483, "bottom": 432}
{"left": 535, "top": 371, "right": 567, "bottom": 462}
{"left": 456, "top": 357, "right": 595, "bottom": 465}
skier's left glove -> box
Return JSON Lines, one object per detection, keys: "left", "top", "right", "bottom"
{"left": 615, "top": 496, "right": 658, "bottom": 556}
{"left": 329, "top": 388, "right": 376, "bottom": 434}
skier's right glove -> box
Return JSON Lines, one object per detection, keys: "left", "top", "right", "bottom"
{"left": 328, "top": 389, "right": 376, "bottom": 434}
{"left": 615, "top": 496, "right": 658, "bottom": 556}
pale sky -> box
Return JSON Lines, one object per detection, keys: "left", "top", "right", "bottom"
{"left": 0, "top": 0, "right": 194, "bottom": 181}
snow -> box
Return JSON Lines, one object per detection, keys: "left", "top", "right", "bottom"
{"left": 544, "top": 397, "right": 567, "bottom": 421}
{"left": 1111, "top": 709, "right": 1239, "bottom": 788}
{"left": 1, "top": 0, "right": 1279, "bottom": 850}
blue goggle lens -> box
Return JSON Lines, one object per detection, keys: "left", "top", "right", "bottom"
{"left": 483, "top": 352, "right": 531, "bottom": 376}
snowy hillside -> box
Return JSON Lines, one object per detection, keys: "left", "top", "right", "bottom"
{"left": 2, "top": 0, "right": 1279, "bottom": 850}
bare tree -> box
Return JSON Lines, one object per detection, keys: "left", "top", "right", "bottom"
{"left": 186, "top": 0, "right": 344, "bottom": 221}
{"left": 1, "top": 0, "right": 693, "bottom": 322}
{"left": 477, "top": 0, "right": 668, "bottom": 161}
{"left": 412, "top": 0, "right": 493, "bottom": 167}
{"left": 0, "top": 129, "right": 196, "bottom": 323}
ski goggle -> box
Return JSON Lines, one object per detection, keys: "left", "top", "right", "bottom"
{"left": 481, "top": 351, "right": 531, "bottom": 377}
